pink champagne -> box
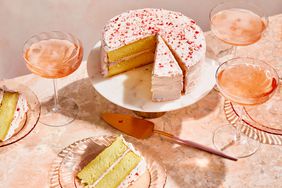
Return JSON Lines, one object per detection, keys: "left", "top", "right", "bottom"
{"left": 218, "top": 63, "right": 278, "bottom": 105}
{"left": 24, "top": 39, "right": 83, "bottom": 78}
{"left": 211, "top": 8, "right": 266, "bottom": 46}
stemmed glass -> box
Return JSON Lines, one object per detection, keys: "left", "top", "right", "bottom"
{"left": 213, "top": 57, "right": 279, "bottom": 158}
{"left": 209, "top": 0, "right": 268, "bottom": 62}
{"left": 23, "top": 31, "right": 83, "bottom": 127}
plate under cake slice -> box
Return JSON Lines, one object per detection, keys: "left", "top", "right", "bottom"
{"left": 151, "top": 35, "right": 183, "bottom": 102}
{"left": 0, "top": 90, "right": 29, "bottom": 141}
{"left": 77, "top": 136, "right": 146, "bottom": 188}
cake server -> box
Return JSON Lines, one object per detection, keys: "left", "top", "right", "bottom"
{"left": 101, "top": 113, "right": 237, "bottom": 161}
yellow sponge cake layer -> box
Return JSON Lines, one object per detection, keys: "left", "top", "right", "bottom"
{"left": 95, "top": 151, "right": 141, "bottom": 188}
{"left": 107, "top": 35, "right": 156, "bottom": 62}
{"left": 0, "top": 92, "right": 19, "bottom": 141}
{"left": 77, "top": 137, "right": 128, "bottom": 185}
{"left": 107, "top": 50, "right": 155, "bottom": 77}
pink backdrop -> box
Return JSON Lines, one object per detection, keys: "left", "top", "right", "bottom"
{"left": 0, "top": 0, "right": 281, "bottom": 78}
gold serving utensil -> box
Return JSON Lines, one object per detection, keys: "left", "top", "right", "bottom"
{"left": 101, "top": 113, "right": 237, "bottom": 161}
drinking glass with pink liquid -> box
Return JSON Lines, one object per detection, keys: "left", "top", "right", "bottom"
{"left": 23, "top": 31, "right": 83, "bottom": 126}
{"left": 214, "top": 57, "right": 279, "bottom": 158}
{"left": 209, "top": 0, "right": 268, "bottom": 61}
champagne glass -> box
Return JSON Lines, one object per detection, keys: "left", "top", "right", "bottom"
{"left": 213, "top": 57, "right": 279, "bottom": 158}
{"left": 23, "top": 31, "right": 83, "bottom": 127}
{"left": 209, "top": 0, "right": 268, "bottom": 62}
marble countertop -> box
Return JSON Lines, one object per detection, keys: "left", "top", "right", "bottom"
{"left": 0, "top": 14, "right": 282, "bottom": 188}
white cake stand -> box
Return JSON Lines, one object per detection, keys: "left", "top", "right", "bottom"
{"left": 87, "top": 41, "right": 217, "bottom": 118}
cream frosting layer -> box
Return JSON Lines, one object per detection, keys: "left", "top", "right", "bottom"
{"left": 109, "top": 48, "right": 154, "bottom": 67}
{"left": 0, "top": 90, "right": 29, "bottom": 141}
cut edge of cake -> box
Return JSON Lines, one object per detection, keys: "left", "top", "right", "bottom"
{"left": 107, "top": 50, "right": 155, "bottom": 77}
{"left": 101, "top": 35, "right": 156, "bottom": 77}
{"left": 77, "top": 136, "right": 146, "bottom": 188}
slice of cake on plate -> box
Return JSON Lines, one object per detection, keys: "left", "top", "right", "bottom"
{"left": 77, "top": 136, "right": 146, "bottom": 188}
{"left": 151, "top": 35, "right": 183, "bottom": 101}
{"left": 0, "top": 89, "right": 29, "bottom": 141}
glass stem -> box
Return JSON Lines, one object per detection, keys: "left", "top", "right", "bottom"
{"left": 52, "top": 79, "right": 60, "bottom": 112}
{"left": 232, "top": 46, "right": 237, "bottom": 58}
{"left": 235, "top": 105, "right": 244, "bottom": 142}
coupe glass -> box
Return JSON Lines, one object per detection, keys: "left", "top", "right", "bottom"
{"left": 23, "top": 31, "right": 83, "bottom": 127}
{"left": 209, "top": 0, "right": 268, "bottom": 61}
{"left": 213, "top": 57, "right": 279, "bottom": 158}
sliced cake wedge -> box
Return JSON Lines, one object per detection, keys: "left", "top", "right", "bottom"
{"left": 151, "top": 35, "right": 183, "bottom": 102}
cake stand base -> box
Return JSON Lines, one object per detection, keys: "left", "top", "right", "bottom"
{"left": 133, "top": 111, "right": 166, "bottom": 119}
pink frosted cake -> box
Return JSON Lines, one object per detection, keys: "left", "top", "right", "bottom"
{"left": 101, "top": 8, "right": 206, "bottom": 101}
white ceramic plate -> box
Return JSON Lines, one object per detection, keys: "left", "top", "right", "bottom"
{"left": 87, "top": 41, "right": 218, "bottom": 112}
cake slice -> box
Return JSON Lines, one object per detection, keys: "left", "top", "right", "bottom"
{"left": 151, "top": 36, "right": 183, "bottom": 101}
{"left": 77, "top": 136, "right": 146, "bottom": 188}
{"left": 0, "top": 90, "right": 29, "bottom": 141}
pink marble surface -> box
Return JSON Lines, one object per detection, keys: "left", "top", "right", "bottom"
{"left": 0, "top": 14, "right": 282, "bottom": 188}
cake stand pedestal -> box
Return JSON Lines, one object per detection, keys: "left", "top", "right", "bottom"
{"left": 133, "top": 111, "right": 166, "bottom": 119}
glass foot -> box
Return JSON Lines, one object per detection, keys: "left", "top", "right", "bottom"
{"left": 213, "top": 125, "right": 260, "bottom": 158}
{"left": 40, "top": 97, "right": 79, "bottom": 127}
